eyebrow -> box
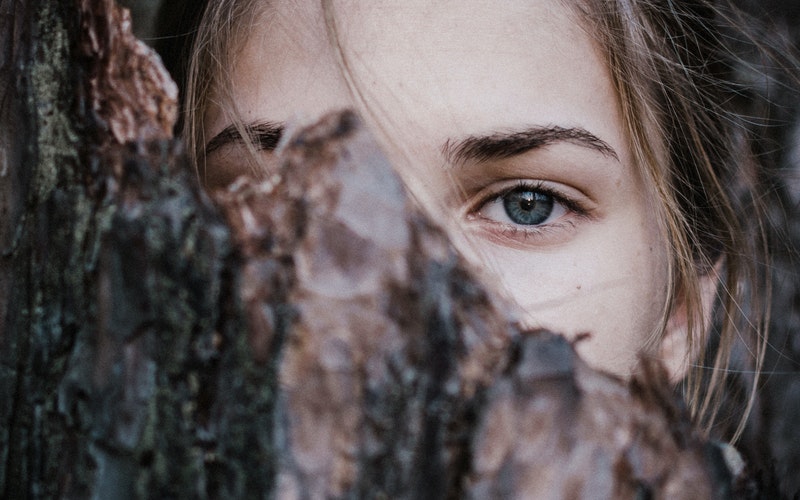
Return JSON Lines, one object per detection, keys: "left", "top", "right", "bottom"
{"left": 441, "top": 126, "right": 619, "bottom": 165}
{"left": 205, "top": 122, "right": 285, "bottom": 156}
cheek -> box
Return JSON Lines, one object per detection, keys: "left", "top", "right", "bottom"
{"left": 468, "top": 216, "right": 669, "bottom": 377}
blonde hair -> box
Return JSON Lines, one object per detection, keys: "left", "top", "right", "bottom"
{"left": 184, "top": 0, "right": 264, "bottom": 180}
{"left": 184, "top": 0, "right": 779, "bottom": 443}
{"left": 573, "top": 0, "right": 777, "bottom": 442}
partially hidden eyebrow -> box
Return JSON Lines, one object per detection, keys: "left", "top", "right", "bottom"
{"left": 205, "top": 121, "right": 285, "bottom": 156}
{"left": 441, "top": 126, "right": 620, "bottom": 165}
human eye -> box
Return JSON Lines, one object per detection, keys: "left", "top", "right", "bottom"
{"left": 466, "top": 180, "right": 588, "bottom": 242}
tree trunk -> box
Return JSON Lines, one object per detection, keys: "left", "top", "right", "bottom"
{"left": 0, "top": 1, "right": 760, "bottom": 498}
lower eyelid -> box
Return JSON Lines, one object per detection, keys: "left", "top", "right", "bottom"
{"left": 464, "top": 217, "right": 581, "bottom": 249}
{"left": 501, "top": 218, "right": 578, "bottom": 237}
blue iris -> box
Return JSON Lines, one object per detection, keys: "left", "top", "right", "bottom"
{"left": 502, "top": 188, "right": 554, "bottom": 225}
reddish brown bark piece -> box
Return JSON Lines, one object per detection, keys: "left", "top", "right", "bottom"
{"left": 79, "top": 0, "right": 177, "bottom": 145}
{"left": 215, "top": 111, "right": 512, "bottom": 498}
{"left": 468, "top": 339, "right": 722, "bottom": 498}
{"left": 215, "top": 111, "right": 740, "bottom": 498}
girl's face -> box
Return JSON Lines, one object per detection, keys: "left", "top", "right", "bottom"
{"left": 203, "top": 0, "right": 677, "bottom": 378}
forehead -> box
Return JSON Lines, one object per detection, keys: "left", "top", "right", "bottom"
{"left": 210, "top": 0, "right": 623, "bottom": 164}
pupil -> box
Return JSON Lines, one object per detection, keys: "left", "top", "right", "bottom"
{"left": 503, "top": 189, "right": 554, "bottom": 225}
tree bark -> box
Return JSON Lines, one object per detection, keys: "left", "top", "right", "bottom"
{"left": 0, "top": 1, "right": 759, "bottom": 498}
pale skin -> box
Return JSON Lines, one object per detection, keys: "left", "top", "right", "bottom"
{"left": 203, "top": 0, "right": 699, "bottom": 380}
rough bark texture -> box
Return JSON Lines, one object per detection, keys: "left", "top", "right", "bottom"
{"left": 0, "top": 0, "right": 794, "bottom": 499}
{"left": 0, "top": 0, "right": 227, "bottom": 497}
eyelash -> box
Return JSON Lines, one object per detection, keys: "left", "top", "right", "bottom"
{"left": 467, "top": 180, "right": 588, "bottom": 239}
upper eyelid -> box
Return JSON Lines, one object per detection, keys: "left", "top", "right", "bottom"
{"left": 205, "top": 122, "right": 285, "bottom": 157}
{"left": 468, "top": 180, "right": 582, "bottom": 216}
